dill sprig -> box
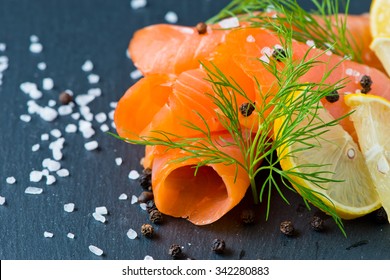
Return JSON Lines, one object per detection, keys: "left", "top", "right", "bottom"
{"left": 207, "top": 0, "right": 361, "bottom": 62}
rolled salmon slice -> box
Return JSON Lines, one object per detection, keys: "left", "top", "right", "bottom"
{"left": 147, "top": 133, "right": 250, "bottom": 225}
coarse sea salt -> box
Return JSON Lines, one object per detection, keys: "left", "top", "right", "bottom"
{"left": 115, "top": 157, "right": 123, "bottom": 166}
{"left": 144, "top": 255, "right": 154, "bottom": 260}
{"left": 164, "top": 11, "right": 178, "bottom": 23}
{"left": 44, "top": 231, "right": 54, "bottom": 238}
{"left": 30, "top": 170, "right": 43, "bottom": 182}
{"left": 81, "top": 60, "right": 94, "bottom": 72}
{"left": 50, "top": 128, "right": 62, "bottom": 138}
{"left": 29, "top": 42, "right": 43, "bottom": 53}
{"left": 87, "top": 73, "right": 100, "bottom": 84}
{"left": 32, "top": 144, "right": 40, "bottom": 152}
{"left": 139, "top": 203, "right": 147, "bottom": 211}
{"left": 84, "top": 140, "right": 98, "bottom": 151}
{"left": 88, "top": 88, "right": 101, "bottom": 97}
{"left": 67, "top": 232, "right": 75, "bottom": 239}
{"left": 0, "top": 43, "right": 6, "bottom": 52}
{"left": 6, "top": 176, "right": 16, "bottom": 184}
{"left": 37, "top": 62, "right": 46, "bottom": 70}
{"left": 30, "top": 35, "right": 39, "bottom": 43}
{"left": 39, "top": 106, "right": 58, "bottom": 122}
{"left": 95, "top": 206, "right": 108, "bottom": 215}
{"left": 71, "top": 112, "right": 80, "bottom": 120}
{"left": 246, "top": 35, "right": 256, "bottom": 43}
{"left": 75, "top": 94, "right": 95, "bottom": 106}
{"left": 218, "top": 17, "right": 239, "bottom": 28}
{"left": 110, "top": 102, "right": 117, "bottom": 108}
{"left": 128, "top": 170, "right": 140, "bottom": 180}
{"left": 130, "top": 69, "right": 143, "bottom": 80}
{"left": 119, "top": 193, "right": 128, "bottom": 200}
{"left": 42, "top": 158, "right": 61, "bottom": 172}
{"left": 89, "top": 245, "right": 103, "bottom": 256}
{"left": 95, "top": 112, "right": 107, "bottom": 123}
{"left": 0, "top": 196, "right": 5, "bottom": 206}
{"left": 48, "top": 99, "right": 56, "bottom": 107}
{"left": 41, "top": 133, "right": 49, "bottom": 141}
{"left": 58, "top": 105, "right": 73, "bottom": 116}
{"left": 46, "top": 175, "right": 56, "bottom": 185}
{"left": 92, "top": 212, "right": 106, "bottom": 223}
{"left": 131, "top": 195, "right": 138, "bottom": 204}
{"left": 20, "top": 114, "right": 31, "bottom": 123}
{"left": 131, "top": 0, "right": 147, "bottom": 10}
{"left": 42, "top": 77, "right": 54, "bottom": 90}
{"left": 127, "top": 228, "right": 138, "bottom": 240}
{"left": 25, "top": 186, "right": 43, "bottom": 194}
{"left": 100, "top": 124, "right": 109, "bottom": 133}
{"left": 64, "top": 203, "right": 75, "bottom": 213}
{"left": 57, "top": 169, "right": 70, "bottom": 177}
{"left": 65, "top": 123, "right": 77, "bottom": 133}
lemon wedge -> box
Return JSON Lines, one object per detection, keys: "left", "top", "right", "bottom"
{"left": 345, "top": 93, "right": 390, "bottom": 222}
{"left": 369, "top": 0, "right": 390, "bottom": 76}
{"left": 274, "top": 91, "right": 381, "bottom": 219}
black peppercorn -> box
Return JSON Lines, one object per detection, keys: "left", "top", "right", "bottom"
{"left": 139, "top": 168, "right": 152, "bottom": 190}
{"left": 141, "top": 223, "right": 154, "bottom": 238}
{"left": 169, "top": 244, "right": 182, "bottom": 259}
{"left": 280, "top": 220, "right": 295, "bottom": 236}
{"left": 272, "top": 48, "right": 287, "bottom": 61}
{"left": 138, "top": 191, "right": 154, "bottom": 203}
{"left": 239, "top": 102, "right": 255, "bottom": 117}
{"left": 373, "top": 207, "right": 388, "bottom": 224}
{"left": 59, "top": 91, "right": 73, "bottom": 105}
{"left": 310, "top": 216, "right": 324, "bottom": 231}
{"left": 211, "top": 238, "right": 226, "bottom": 254}
{"left": 196, "top": 22, "right": 207, "bottom": 34}
{"left": 360, "top": 75, "right": 373, "bottom": 93}
{"left": 325, "top": 90, "right": 339, "bottom": 103}
{"left": 149, "top": 209, "right": 163, "bottom": 224}
{"left": 240, "top": 209, "right": 255, "bottom": 224}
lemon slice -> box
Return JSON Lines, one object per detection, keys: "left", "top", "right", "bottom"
{"left": 369, "top": 0, "right": 390, "bottom": 76}
{"left": 345, "top": 93, "right": 390, "bottom": 222}
{"left": 274, "top": 92, "right": 381, "bottom": 219}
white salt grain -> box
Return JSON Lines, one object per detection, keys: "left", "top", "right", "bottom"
{"left": 44, "top": 231, "right": 54, "bottom": 238}
{"left": 30, "top": 35, "right": 39, "bottom": 43}
{"left": 75, "top": 94, "right": 95, "bottom": 106}
{"left": 64, "top": 203, "right": 75, "bottom": 213}
{"left": 115, "top": 157, "right": 123, "bottom": 166}
{"left": 25, "top": 186, "right": 43, "bottom": 194}
{"left": 140, "top": 203, "right": 147, "bottom": 211}
{"left": 41, "top": 169, "right": 49, "bottom": 176}
{"left": 218, "top": 17, "right": 240, "bottom": 28}
{"left": 95, "top": 206, "right": 108, "bottom": 215}
{"left": 42, "top": 158, "right": 61, "bottom": 172}
{"left": 164, "top": 11, "right": 178, "bottom": 23}
{"left": 81, "top": 60, "right": 94, "bottom": 72}
{"left": 246, "top": 35, "right": 256, "bottom": 43}
{"left": 89, "top": 245, "right": 103, "bottom": 256}
{"left": 30, "top": 170, "right": 43, "bottom": 182}
{"left": 67, "top": 233, "right": 75, "bottom": 239}
{"left": 131, "top": 195, "right": 138, "bottom": 204}
{"left": 130, "top": 69, "right": 143, "bottom": 80}
{"left": 6, "top": 176, "right": 16, "bottom": 184}
{"left": 57, "top": 169, "right": 70, "bottom": 177}
{"left": 144, "top": 255, "right": 154, "bottom": 260}
{"left": 20, "top": 114, "right": 31, "bottom": 123}
{"left": 127, "top": 228, "right": 138, "bottom": 239}
{"left": 65, "top": 124, "right": 77, "bottom": 133}
{"left": 128, "top": 170, "right": 140, "bottom": 180}
{"left": 88, "top": 88, "right": 101, "bottom": 97}
{"left": 39, "top": 106, "right": 58, "bottom": 122}
{"left": 0, "top": 43, "right": 6, "bottom": 52}
{"left": 81, "top": 127, "right": 95, "bottom": 139}
{"left": 32, "top": 144, "right": 40, "bottom": 152}
{"left": 71, "top": 112, "right": 80, "bottom": 120}
{"left": 48, "top": 99, "right": 56, "bottom": 107}
{"left": 100, "top": 124, "right": 109, "bottom": 133}
{"left": 37, "top": 62, "right": 47, "bottom": 70}
{"left": 306, "top": 40, "right": 315, "bottom": 48}
{"left": 109, "top": 102, "right": 117, "bottom": 108}
{"left": 87, "top": 73, "right": 100, "bottom": 84}
{"left": 58, "top": 105, "right": 73, "bottom": 116}
{"left": 84, "top": 140, "right": 98, "bottom": 151}
{"left": 42, "top": 77, "right": 54, "bottom": 90}
{"left": 94, "top": 112, "right": 107, "bottom": 123}
{"left": 131, "top": 0, "right": 147, "bottom": 10}
{"left": 119, "top": 193, "right": 128, "bottom": 200}
{"left": 92, "top": 212, "right": 106, "bottom": 223}
{"left": 108, "top": 110, "right": 115, "bottom": 120}
{"left": 46, "top": 175, "right": 56, "bottom": 185}
{"left": 30, "top": 42, "right": 43, "bottom": 53}
{"left": 50, "top": 128, "right": 62, "bottom": 138}
{"left": 0, "top": 196, "right": 5, "bottom": 206}
{"left": 52, "top": 148, "right": 62, "bottom": 161}
{"left": 41, "top": 133, "right": 49, "bottom": 141}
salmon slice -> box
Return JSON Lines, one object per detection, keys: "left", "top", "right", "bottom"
{"left": 146, "top": 133, "right": 250, "bottom": 225}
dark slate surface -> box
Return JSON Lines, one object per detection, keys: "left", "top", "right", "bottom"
{"left": 0, "top": 0, "right": 389, "bottom": 260}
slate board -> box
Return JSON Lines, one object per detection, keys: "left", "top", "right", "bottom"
{"left": 1, "top": 0, "right": 389, "bottom": 260}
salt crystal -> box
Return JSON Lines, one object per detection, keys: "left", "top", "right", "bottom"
{"left": 20, "top": 114, "right": 31, "bottom": 123}
{"left": 140, "top": 203, "right": 147, "bottom": 210}
{"left": 79, "top": 119, "right": 92, "bottom": 130}
{"left": 58, "top": 105, "right": 73, "bottom": 115}
{"left": 111, "top": 122, "right": 116, "bottom": 129}
{"left": 64, "top": 203, "right": 75, "bottom": 213}
{"left": 130, "top": 69, "right": 143, "bottom": 80}
{"left": 50, "top": 128, "right": 62, "bottom": 138}
{"left": 306, "top": 40, "right": 315, "bottom": 48}
{"left": 44, "top": 231, "right": 54, "bottom": 238}
{"left": 131, "top": 195, "right": 138, "bottom": 204}
{"left": 65, "top": 123, "right": 77, "bottom": 133}
{"left": 81, "top": 127, "right": 95, "bottom": 139}
{"left": 144, "top": 255, "right": 154, "bottom": 260}
{"left": 0, "top": 43, "right": 6, "bottom": 52}
{"left": 126, "top": 228, "right": 138, "bottom": 239}
{"left": 52, "top": 148, "right": 62, "bottom": 161}
{"left": 46, "top": 175, "right": 56, "bottom": 185}
{"left": 30, "top": 35, "right": 39, "bottom": 43}
{"left": 0, "top": 196, "right": 5, "bottom": 205}
{"left": 57, "top": 169, "right": 70, "bottom": 177}
{"left": 100, "top": 124, "right": 109, "bottom": 132}
{"left": 37, "top": 62, "right": 47, "bottom": 70}
{"left": 32, "top": 144, "right": 40, "bottom": 152}
{"left": 84, "top": 140, "right": 98, "bottom": 151}
{"left": 42, "top": 77, "right": 54, "bottom": 90}
{"left": 30, "top": 170, "right": 43, "bottom": 182}
{"left": 128, "top": 170, "right": 140, "bottom": 180}
{"left": 71, "top": 112, "right": 80, "bottom": 120}
{"left": 95, "top": 206, "right": 108, "bottom": 215}
{"left": 27, "top": 100, "right": 40, "bottom": 114}
{"left": 164, "top": 11, "right": 178, "bottom": 23}
{"left": 89, "top": 245, "right": 103, "bottom": 256}
{"left": 246, "top": 35, "right": 256, "bottom": 43}
{"left": 119, "top": 193, "right": 128, "bottom": 200}
{"left": 131, "top": 0, "right": 147, "bottom": 10}
{"left": 88, "top": 88, "right": 101, "bottom": 97}
{"left": 48, "top": 99, "right": 56, "bottom": 107}
{"left": 108, "top": 110, "right": 115, "bottom": 120}
{"left": 49, "top": 137, "right": 65, "bottom": 150}
{"left": 41, "top": 169, "right": 49, "bottom": 176}
{"left": 41, "top": 133, "right": 49, "bottom": 141}
{"left": 6, "top": 176, "right": 16, "bottom": 184}
{"left": 29, "top": 88, "right": 43, "bottom": 100}
{"left": 75, "top": 94, "right": 95, "bottom": 106}
{"left": 67, "top": 233, "right": 75, "bottom": 239}
{"left": 42, "top": 158, "right": 61, "bottom": 172}
{"left": 115, "top": 157, "right": 122, "bottom": 166}
{"left": 39, "top": 106, "right": 58, "bottom": 122}
{"left": 87, "top": 73, "right": 100, "bottom": 84}
{"left": 109, "top": 102, "right": 117, "bottom": 108}
{"left": 29, "top": 42, "right": 43, "bottom": 53}
{"left": 92, "top": 212, "right": 106, "bottom": 223}
{"left": 218, "top": 17, "right": 240, "bottom": 28}
{"left": 94, "top": 112, "right": 107, "bottom": 123}
{"left": 25, "top": 186, "right": 43, "bottom": 194}
{"left": 81, "top": 60, "right": 93, "bottom": 72}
